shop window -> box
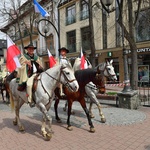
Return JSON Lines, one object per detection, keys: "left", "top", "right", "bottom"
{"left": 136, "top": 8, "right": 150, "bottom": 42}
{"left": 67, "top": 30, "right": 76, "bottom": 53}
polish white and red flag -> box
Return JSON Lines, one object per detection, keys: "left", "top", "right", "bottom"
{"left": 80, "top": 48, "right": 86, "bottom": 70}
{"left": 47, "top": 49, "right": 56, "bottom": 68}
{"left": 6, "top": 36, "right": 21, "bottom": 72}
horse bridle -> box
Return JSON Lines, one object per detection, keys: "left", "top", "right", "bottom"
{"left": 97, "top": 63, "right": 116, "bottom": 80}
{"left": 60, "top": 66, "right": 77, "bottom": 90}
{"left": 44, "top": 66, "right": 77, "bottom": 89}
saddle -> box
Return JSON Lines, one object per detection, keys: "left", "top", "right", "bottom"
{"left": 32, "top": 73, "right": 40, "bottom": 93}
{"left": 17, "top": 73, "right": 40, "bottom": 92}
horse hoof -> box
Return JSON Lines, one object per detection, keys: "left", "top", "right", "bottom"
{"left": 101, "top": 118, "right": 106, "bottom": 123}
{"left": 44, "top": 133, "right": 52, "bottom": 141}
{"left": 67, "top": 126, "right": 73, "bottom": 131}
{"left": 13, "top": 120, "right": 17, "bottom": 125}
{"left": 90, "top": 127, "right": 95, "bottom": 133}
{"left": 90, "top": 114, "right": 95, "bottom": 118}
{"left": 19, "top": 126, "right": 25, "bottom": 132}
{"left": 63, "top": 107, "right": 66, "bottom": 112}
{"left": 57, "top": 119, "right": 62, "bottom": 123}
{"left": 71, "top": 111, "right": 75, "bottom": 115}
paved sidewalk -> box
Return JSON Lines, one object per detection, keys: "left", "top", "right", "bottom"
{"left": 0, "top": 100, "right": 150, "bottom": 150}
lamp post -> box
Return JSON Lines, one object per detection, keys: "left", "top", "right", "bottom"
{"left": 42, "top": 24, "right": 50, "bottom": 51}
{"left": 37, "top": 19, "right": 60, "bottom": 56}
{"left": 101, "top": 0, "right": 139, "bottom": 109}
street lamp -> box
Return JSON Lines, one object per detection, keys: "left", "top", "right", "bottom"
{"left": 42, "top": 25, "right": 50, "bottom": 50}
{"left": 37, "top": 19, "right": 60, "bottom": 56}
{"left": 100, "top": 0, "right": 140, "bottom": 109}
{"left": 101, "top": 0, "right": 132, "bottom": 92}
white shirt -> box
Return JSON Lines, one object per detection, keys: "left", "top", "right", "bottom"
{"left": 59, "top": 55, "right": 70, "bottom": 65}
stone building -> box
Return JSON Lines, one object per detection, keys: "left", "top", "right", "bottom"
{"left": 58, "top": 0, "right": 150, "bottom": 83}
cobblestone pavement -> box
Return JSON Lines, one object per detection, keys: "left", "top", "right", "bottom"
{"left": 0, "top": 99, "right": 150, "bottom": 150}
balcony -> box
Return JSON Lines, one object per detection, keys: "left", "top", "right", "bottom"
{"left": 10, "top": 28, "right": 38, "bottom": 41}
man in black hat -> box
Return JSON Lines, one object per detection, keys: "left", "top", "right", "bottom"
{"left": 17, "top": 43, "right": 43, "bottom": 107}
{"left": 58, "top": 47, "right": 71, "bottom": 96}
{"left": 58, "top": 47, "right": 70, "bottom": 65}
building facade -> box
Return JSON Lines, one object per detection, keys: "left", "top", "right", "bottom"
{"left": 1, "top": 0, "right": 150, "bottom": 83}
{"left": 58, "top": 0, "right": 150, "bottom": 83}
{"left": 0, "top": 0, "right": 59, "bottom": 69}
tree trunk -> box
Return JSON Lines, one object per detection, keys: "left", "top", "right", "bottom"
{"left": 127, "top": 0, "right": 138, "bottom": 90}
{"left": 88, "top": 0, "right": 96, "bottom": 67}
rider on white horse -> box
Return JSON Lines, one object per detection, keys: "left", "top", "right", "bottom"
{"left": 17, "top": 43, "right": 43, "bottom": 107}
{"left": 59, "top": 47, "right": 71, "bottom": 96}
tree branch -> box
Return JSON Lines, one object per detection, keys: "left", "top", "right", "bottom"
{"left": 134, "top": 0, "right": 142, "bottom": 25}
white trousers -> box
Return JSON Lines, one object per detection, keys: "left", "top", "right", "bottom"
{"left": 26, "top": 74, "right": 36, "bottom": 102}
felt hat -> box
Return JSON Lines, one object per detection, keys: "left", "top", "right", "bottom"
{"left": 83, "top": 51, "right": 87, "bottom": 55}
{"left": 24, "top": 43, "right": 37, "bottom": 49}
{"left": 58, "top": 47, "right": 69, "bottom": 53}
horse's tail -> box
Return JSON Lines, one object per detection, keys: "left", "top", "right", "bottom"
{"left": 9, "top": 90, "right": 14, "bottom": 112}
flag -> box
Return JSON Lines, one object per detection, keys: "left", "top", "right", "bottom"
{"left": 33, "top": 0, "right": 50, "bottom": 17}
{"left": 47, "top": 49, "right": 56, "bottom": 68}
{"left": 6, "top": 36, "right": 21, "bottom": 72}
{"left": 80, "top": 48, "right": 86, "bottom": 70}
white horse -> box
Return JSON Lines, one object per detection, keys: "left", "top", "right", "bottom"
{"left": 64, "top": 58, "right": 117, "bottom": 122}
{"left": 9, "top": 63, "right": 79, "bottom": 140}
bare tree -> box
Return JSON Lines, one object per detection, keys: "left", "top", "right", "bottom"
{"left": 0, "top": 0, "right": 37, "bottom": 52}
{"left": 96, "top": 0, "right": 149, "bottom": 90}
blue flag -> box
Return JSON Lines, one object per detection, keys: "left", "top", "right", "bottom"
{"left": 33, "top": 0, "right": 50, "bottom": 17}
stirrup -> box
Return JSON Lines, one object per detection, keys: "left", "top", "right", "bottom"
{"left": 29, "top": 102, "right": 35, "bottom": 108}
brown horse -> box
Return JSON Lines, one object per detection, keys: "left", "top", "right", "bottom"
{"left": 54, "top": 61, "right": 117, "bottom": 132}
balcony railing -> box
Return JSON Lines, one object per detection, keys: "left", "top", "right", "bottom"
{"left": 66, "top": 15, "right": 76, "bottom": 25}
{"left": 36, "top": 46, "right": 55, "bottom": 57}
{"left": 10, "top": 28, "right": 38, "bottom": 41}
{"left": 80, "top": 10, "right": 89, "bottom": 20}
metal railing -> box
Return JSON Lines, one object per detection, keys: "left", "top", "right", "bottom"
{"left": 138, "top": 82, "right": 150, "bottom": 106}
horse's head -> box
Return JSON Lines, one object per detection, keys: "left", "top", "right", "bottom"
{"left": 92, "top": 71, "right": 106, "bottom": 90}
{"left": 96, "top": 60, "right": 117, "bottom": 81}
{"left": 60, "top": 63, "right": 79, "bottom": 92}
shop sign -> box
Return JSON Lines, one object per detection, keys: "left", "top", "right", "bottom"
{"left": 137, "top": 48, "right": 150, "bottom": 53}
{"left": 128, "top": 48, "right": 150, "bottom": 53}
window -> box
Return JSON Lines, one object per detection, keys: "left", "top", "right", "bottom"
{"left": 47, "top": 34, "right": 54, "bottom": 53}
{"left": 66, "top": 4, "right": 76, "bottom": 25}
{"left": 102, "top": 9, "right": 107, "bottom": 49}
{"left": 67, "top": 30, "right": 76, "bottom": 53}
{"left": 136, "top": 8, "right": 150, "bottom": 42}
{"left": 81, "top": 26, "right": 90, "bottom": 51}
{"left": 80, "top": 0, "right": 89, "bottom": 20}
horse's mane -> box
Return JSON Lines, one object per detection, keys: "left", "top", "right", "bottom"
{"left": 75, "top": 69, "right": 97, "bottom": 86}
{"left": 6, "top": 70, "right": 17, "bottom": 82}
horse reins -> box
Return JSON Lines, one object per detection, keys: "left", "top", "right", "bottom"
{"left": 37, "top": 66, "right": 77, "bottom": 100}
